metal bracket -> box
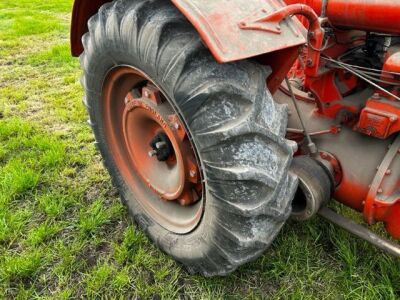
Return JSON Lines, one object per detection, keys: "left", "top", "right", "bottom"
{"left": 239, "top": 7, "right": 289, "bottom": 34}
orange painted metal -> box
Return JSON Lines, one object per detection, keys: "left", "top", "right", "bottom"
{"left": 70, "top": 0, "right": 400, "bottom": 240}
{"left": 103, "top": 67, "right": 202, "bottom": 212}
{"left": 363, "top": 136, "right": 400, "bottom": 238}
{"left": 124, "top": 90, "right": 201, "bottom": 206}
{"left": 171, "top": 0, "right": 306, "bottom": 63}
{"left": 284, "top": 0, "right": 400, "bottom": 34}
{"left": 356, "top": 98, "right": 400, "bottom": 139}
{"left": 70, "top": 0, "right": 110, "bottom": 56}
{"left": 122, "top": 89, "right": 201, "bottom": 206}
{"left": 71, "top": 0, "right": 307, "bottom": 60}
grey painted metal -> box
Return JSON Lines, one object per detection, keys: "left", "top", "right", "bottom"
{"left": 319, "top": 207, "right": 400, "bottom": 258}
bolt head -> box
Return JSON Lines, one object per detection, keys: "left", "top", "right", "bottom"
{"left": 377, "top": 188, "right": 383, "bottom": 194}
{"left": 385, "top": 169, "right": 392, "bottom": 175}
{"left": 174, "top": 123, "right": 180, "bottom": 130}
{"left": 148, "top": 150, "right": 157, "bottom": 157}
{"left": 372, "top": 93, "right": 380, "bottom": 99}
{"left": 155, "top": 141, "right": 166, "bottom": 149}
{"left": 190, "top": 170, "right": 196, "bottom": 178}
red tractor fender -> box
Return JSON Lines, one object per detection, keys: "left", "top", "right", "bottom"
{"left": 71, "top": 0, "right": 306, "bottom": 63}
{"left": 70, "top": 0, "right": 111, "bottom": 57}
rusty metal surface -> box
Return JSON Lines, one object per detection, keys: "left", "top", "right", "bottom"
{"left": 171, "top": 0, "right": 306, "bottom": 63}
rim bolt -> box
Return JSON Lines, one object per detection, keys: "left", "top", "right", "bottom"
{"left": 190, "top": 170, "right": 196, "bottom": 178}
{"left": 124, "top": 97, "right": 130, "bottom": 105}
{"left": 148, "top": 150, "right": 157, "bottom": 157}
{"left": 173, "top": 123, "right": 180, "bottom": 130}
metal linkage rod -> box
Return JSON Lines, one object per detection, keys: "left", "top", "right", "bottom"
{"left": 322, "top": 56, "right": 400, "bottom": 101}
{"left": 319, "top": 207, "right": 400, "bottom": 258}
{"left": 285, "top": 77, "right": 317, "bottom": 154}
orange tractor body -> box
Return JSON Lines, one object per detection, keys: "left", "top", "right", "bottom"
{"left": 71, "top": 0, "right": 400, "bottom": 263}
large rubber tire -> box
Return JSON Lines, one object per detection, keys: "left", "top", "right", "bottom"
{"left": 80, "top": 0, "right": 298, "bottom": 276}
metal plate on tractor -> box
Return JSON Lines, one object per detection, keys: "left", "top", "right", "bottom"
{"left": 172, "top": 0, "right": 306, "bottom": 63}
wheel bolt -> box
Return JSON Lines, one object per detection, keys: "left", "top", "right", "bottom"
{"left": 148, "top": 150, "right": 157, "bottom": 157}
{"left": 155, "top": 141, "right": 167, "bottom": 149}
{"left": 190, "top": 170, "right": 196, "bottom": 178}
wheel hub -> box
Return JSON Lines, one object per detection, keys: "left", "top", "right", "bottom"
{"left": 122, "top": 83, "right": 201, "bottom": 206}
{"left": 102, "top": 66, "right": 204, "bottom": 233}
{"left": 149, "top": 132, "right": 173, "bottom": 162}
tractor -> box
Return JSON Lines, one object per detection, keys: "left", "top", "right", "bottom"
{"left": 70, "top": 0, "right": 400, "bottom": 275}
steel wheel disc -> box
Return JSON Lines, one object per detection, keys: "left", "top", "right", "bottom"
{"left": 102, "top": 66, "right": 204, "bottom": 234}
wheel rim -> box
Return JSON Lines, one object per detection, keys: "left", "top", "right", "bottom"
{"left": 102, "top": 66, "right": 204, "bottom": 234}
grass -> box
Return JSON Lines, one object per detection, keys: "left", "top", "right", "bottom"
{"left": 0, "top": 0, "right": 399, "bottom": 298}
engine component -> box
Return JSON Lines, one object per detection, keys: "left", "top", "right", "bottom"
{"left": 356, "top": 97, "right": 400, "bottom": 139}
{"left": 284, "top": 0, "right": 400, "bottom": 34}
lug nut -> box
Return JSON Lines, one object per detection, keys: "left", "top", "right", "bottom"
{"left": 155, "top": 141, "right": 167, "bottom": 149}
{"left": 148, "top": 150, "right": 157, "bottom": 157}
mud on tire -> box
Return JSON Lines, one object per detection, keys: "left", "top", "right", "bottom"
{"left": 80, "top": 0, "right": 298, "bottom": 276}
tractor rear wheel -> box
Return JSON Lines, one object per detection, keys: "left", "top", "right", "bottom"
{"left": 80, "top": 0, "right": 297, "bottom": 276}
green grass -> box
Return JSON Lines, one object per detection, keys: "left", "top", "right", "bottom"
{"left": 0, "top": 0, "right": 399, "bottom": 298}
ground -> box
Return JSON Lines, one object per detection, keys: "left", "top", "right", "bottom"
{"left": 0, "top": 0, "right": 399, "bottom": 299}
